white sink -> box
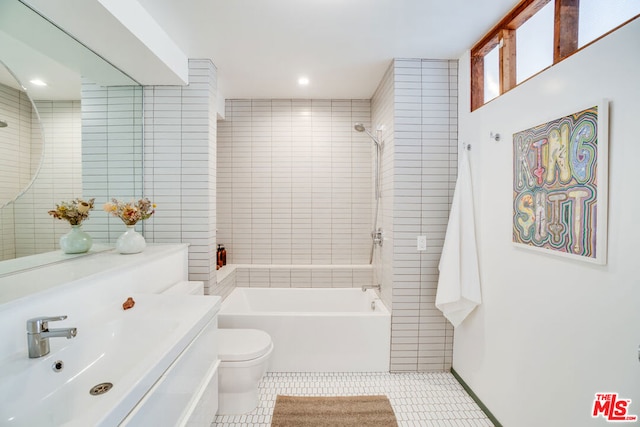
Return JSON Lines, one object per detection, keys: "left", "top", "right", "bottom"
{"left": 0, "top": 294, "right": 219, "bottom": 426}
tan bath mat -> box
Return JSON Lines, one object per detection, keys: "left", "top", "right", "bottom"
{"left": 271, "top": 394, "right": 398, "bottom": 426}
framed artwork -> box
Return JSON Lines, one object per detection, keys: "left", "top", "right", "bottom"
{"left": 512, "top": 100, "right": 609, "bottom": 264}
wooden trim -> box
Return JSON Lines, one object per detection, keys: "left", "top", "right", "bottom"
{"left": 470, "top": 0, "right": 550, "bottom": 110}
{"left": 470, "top": 0, "right": 638, "bottom": 111}
{"left": 470, "top": 54, "right": 485, "bottom": 111}
{"left": 471, "top": 0, "right": 551, "bottom": 54}
{"left": 499, "top": 29, "right": 517, "bottom": 93}
{"left": 472, "top": 34, "right": 500, "bottom": 58}
{"left": 508, "top": 0, "right": 552, "bottom": 29}
{"left": 554, "top": 0, "right": 580, "bottom": 62}
{"left": 451, "top": 368, "right": 503, "bottom": 427}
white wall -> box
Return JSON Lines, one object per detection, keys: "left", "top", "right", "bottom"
{"left": 143, "top": 59, "right": 218, "bottom": 292}
{"left": 372, "top": 59, "right": 459, "bottom": 372}
{"left": 217, "top": 99, "right": 372, "bottom": 266}
{"left": 456, "top": 18, "right": 640, "bottom": 427}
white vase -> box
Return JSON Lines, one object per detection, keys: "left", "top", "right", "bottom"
{"left": 59, "top": 225, "right": 92, "bottom": 254}
{"left": 116, "top": 225, "right": 146, "bottom": 254}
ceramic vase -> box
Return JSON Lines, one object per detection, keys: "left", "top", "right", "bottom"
{"left": 59, "top": 225, "right": 92, "bottom": 254}
{"left": 116, "top": 225, "right": 146, "bottom": 254}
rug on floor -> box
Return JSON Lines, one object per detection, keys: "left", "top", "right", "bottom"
{"left": 270, "top": 395, "right": 398, "bottom": 427}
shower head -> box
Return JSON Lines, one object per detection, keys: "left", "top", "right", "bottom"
{"left": 0, "top": 120, "right": 7, "bottom": 128}
{"left": 353, "top": 123, "right": 381, "bottom": 148}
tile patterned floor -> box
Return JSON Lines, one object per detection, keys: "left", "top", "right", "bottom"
{"left": 213, "top": 372, "right": 494, "bottom": 427}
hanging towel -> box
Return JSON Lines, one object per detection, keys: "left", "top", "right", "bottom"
{"left": 435, "top": 146, "right": 482, "bottom": 327}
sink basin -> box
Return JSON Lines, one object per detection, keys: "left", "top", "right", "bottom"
{"left": 0, "top": 294, "right": 218, "bottom": 426}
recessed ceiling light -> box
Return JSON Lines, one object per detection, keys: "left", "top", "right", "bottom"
{"left": 297, "top": 77, "right": 309, "bottom": 86}
{"left": 30, "top": 79, "right": 47, "bottom": 86}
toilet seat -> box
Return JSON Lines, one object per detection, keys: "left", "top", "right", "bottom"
{"left": 218, "top": 328, "right": 272, "bottom": 362}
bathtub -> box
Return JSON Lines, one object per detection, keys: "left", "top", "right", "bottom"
{"left": 0, "top": 293, "right": 219, "bottom": 426}
{"left": 218, "top": 287, "right": 391, "bottom": 372}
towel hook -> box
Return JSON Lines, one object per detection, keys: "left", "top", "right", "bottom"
{"left": 489, "top": 132, "right": 501, "bottom": 142}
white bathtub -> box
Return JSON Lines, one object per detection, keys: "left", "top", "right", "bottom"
{"left": 218, "top": 287, "right": 391, "bottom": 372}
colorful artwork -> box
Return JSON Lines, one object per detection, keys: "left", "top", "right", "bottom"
{"left": 513, "top": 104, "right": 608, "bottom": 264}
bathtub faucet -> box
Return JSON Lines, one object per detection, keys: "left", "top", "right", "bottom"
{"left": 361, "top": 284, "right": 381, "bottom": 292}
{"left": 26, "top": 315, "right": 77, "bottom": 358}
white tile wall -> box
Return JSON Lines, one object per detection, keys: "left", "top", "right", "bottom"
{"left": 230, "top": 264, "right": 373, "bottom": 289}
{"left": 217, "top": 99, "right": 372, "bottom": 267}
{"left": 214, "top": 264, "right": 236, "bottom": 300}
{"left": 81, "top": 81, "right": 143, "bottom": 243}
{"left": 0, "top": 83, "right": 32, "bottom": 261}
{"left": 0, "top": 84, "right": 32, "bottom": 208}
{"left": 372, "top": 59, "right": 458, "bottom": 372}
{"left": 216, "top": 60, "right": 457, "bottom": 372}
{"left": 371, "top": 62, "right": 396, "bottom": 312}
{"left": 0, "top": 98, "right": 82, "bottom": 260}
{"left": 143, "top": 59, "right": 218, "bottom": 292}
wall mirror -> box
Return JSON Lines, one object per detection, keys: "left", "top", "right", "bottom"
{"left": 0, "top": 60, "right": 42, "bottom": 208}
{"left": 0, "top": 1, "right": 142, "bottom": 281}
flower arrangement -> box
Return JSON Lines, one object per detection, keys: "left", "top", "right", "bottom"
{"left": 103, "top": 198, "right": 155, "bottom": 226}
{"left": 48, "top": 198, "right": 95, "bottom": 225}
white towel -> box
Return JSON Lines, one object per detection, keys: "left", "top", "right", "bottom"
{"left": 435, "top": 147, "right": 481, "bottom": 327}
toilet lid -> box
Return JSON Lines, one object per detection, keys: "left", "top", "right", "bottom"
{"left": 218, "top": 328, "right": 272, "bottom": 362}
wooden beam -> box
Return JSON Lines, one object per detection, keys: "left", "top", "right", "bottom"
{"left": 499, "top": 29, "right": 517, "bottom": 93}
{"left": 470, "top": 0, "right": 551, "bottom": 109}
{"left": 471, "top": 0, "right": 551, "bottom": 55}
{"left": 471, "top": 54, "right": 485, "bottom": 111}
{"left": 554, "top": 0, "right": 580, "bottom": 62}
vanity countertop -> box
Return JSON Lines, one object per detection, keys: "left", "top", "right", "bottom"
{"left": 0, "top": 244, "right": 189, "bottom": 305}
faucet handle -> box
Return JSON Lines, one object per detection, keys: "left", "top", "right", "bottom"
{"left": 26, "top": 315, "right": 68, "bottom": 333}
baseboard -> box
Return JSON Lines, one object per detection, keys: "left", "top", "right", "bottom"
{"left": 450, "top": 368, "right": 503, "bottom": 427}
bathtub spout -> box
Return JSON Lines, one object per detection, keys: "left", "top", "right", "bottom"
{"left": 362, "top": 284, "right": 381, "bottom": 292}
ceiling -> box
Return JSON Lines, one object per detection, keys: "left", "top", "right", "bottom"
{"left": 133, "top": 0, "right": 520, "bottom": 99}
{"left": 17, "top": 0, "right": 521, "bottom": 100}
{"left": 0, "top": 1, "right": 138, "bottom": 100}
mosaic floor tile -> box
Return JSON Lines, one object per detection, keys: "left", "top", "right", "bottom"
{"left": 212, "top": 372, "right": 493, "bottom": 427}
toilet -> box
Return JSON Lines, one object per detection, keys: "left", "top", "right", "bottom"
{"left": 217, "top": 328, "right": 273, "bottom": 414}
{"left": 161, "top": 281, "right": 273, "bottom": 415}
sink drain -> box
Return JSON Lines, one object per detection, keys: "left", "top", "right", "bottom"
{"left": 89, "top": 382, "right": 113, "bottom": 396}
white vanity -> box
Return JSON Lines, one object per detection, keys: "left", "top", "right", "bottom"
{"left": 0, "top": 244, "right": 220, "bottom": 426}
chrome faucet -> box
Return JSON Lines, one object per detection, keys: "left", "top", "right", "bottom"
{"left": 362, "top": 284, "right": 381, "bottom": 292}
{"left": 26, "top": 315, "right": 77, "bottom": 358}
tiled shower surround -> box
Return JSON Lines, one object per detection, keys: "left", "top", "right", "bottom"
{"left": 217, "top": 59, "right": 458, "bottom": 372}
{"left": 217, "top": 99, "right": 372, "bottom": 266}
{"left": 373, "top": 59, "right": 458, "bottom": 372}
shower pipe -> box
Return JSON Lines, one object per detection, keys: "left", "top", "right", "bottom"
{"left": 353, "top": 123, "right": 383, "bottom": 264}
